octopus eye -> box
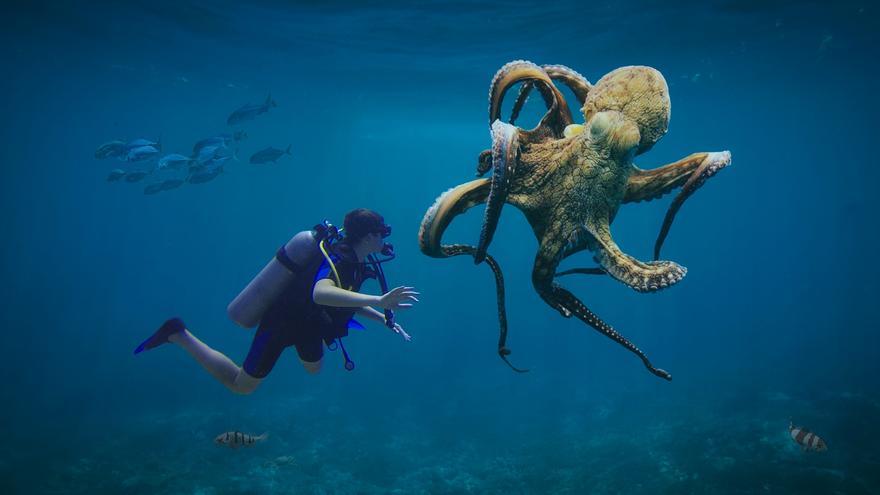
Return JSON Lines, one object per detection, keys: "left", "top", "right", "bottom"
{"left": 563, "top": 124, "right": 584, "bottom": 138}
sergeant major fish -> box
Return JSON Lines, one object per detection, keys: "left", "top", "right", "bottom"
{"left": 214, "top": 431, "right": 268, "bottom": 449}
{"left": 249, "top": 144, "right": 291, "bottom": 164}
{"left": 789, "top": 420, "right": 827, "bottom": 452}
{"left": 227, "top": 94, "right": 276, "bottom": 126}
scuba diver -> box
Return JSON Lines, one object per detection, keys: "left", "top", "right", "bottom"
{"left": 133, "top": 208, "right": 419, "bottom": 394}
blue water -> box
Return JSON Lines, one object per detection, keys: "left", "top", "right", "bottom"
{"left": 1, "top": 1, "right": 878, "bottom": 493}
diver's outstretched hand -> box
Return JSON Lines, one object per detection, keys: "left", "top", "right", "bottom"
{"left": 392, "top": 323, "right": 412, "bottom": 342}
{"left": 378, "top": 286, "right": 419, "bottom": 311}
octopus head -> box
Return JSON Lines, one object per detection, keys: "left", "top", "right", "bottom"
{"left": 581, "top": 66, "right": 670, "bottom": 155}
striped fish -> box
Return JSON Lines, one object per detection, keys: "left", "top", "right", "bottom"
{"left": 214, "top": 431, "right": 269, "bottom": 449}
{"left": 789, "top": 421, "right": 827, "bottom": 452}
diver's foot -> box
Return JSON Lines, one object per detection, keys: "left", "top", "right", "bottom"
{"left": 133, "top": 317, "right": 186, "bottom": 355}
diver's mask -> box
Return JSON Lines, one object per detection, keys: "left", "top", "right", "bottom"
{"left": 373, "top": 224, "right": 395, "bottom": 260}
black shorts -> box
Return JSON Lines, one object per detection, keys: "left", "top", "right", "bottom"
{"left": 242, "top": 318, "right": 324, "bottom": 379}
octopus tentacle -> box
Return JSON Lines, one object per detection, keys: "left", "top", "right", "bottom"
{"left": 543, "top": 65, "right": 592, "bottom": 104}
{"left": 443, "top": 244, "right": 526, "bottom": 372}
{"left": 551, "top": 285, "right": 672, "bottom": 381}
{"left": 555, "top": 267, "right": 606, "bottom": 277}
{"left": 653, "top": 151, "right": 731, "bottom": 260}
{"left": 531, "top": 242, "right": 670, "bottom": 380}
{"left": 419, "top": 178, "right": 491, "bottom": 258}
{"left": 584, "top": 221, "right": 687, "bottom": 293}
{"left": 476, "top": 149, "right": 492, "bottom": 177}
{"left": 418, "top": 179, "right": 526, "bottom": 372}
{"left": 508, "top": 65, "right": 590, "bottom": 128}
{"left": 508, "top": 81, "right": 534, "bottom": 125}
{"left": 487, "top": 60, "right": 573, "bottom": 140}
{"left": 623, "top": 152, "right": 728, "bottom": 203}
{"left": 474, "top": 121, "right": 519, "bottom": 265}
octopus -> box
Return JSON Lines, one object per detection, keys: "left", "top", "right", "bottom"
{"left": 418, "top": 61, "right": 731, "bottom": 380}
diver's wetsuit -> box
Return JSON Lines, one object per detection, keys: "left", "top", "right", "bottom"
{"left": 242, "top": 242, "right": 366, "bottom": 378}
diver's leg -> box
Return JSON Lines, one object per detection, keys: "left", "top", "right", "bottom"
{"left": 168, "top": 330, "right": 258, "bottom": 393}
{"left": 294, "top": 338, "right": 324, "bottom": 375}
{"left": 300, "top": 359, "right": 322, "bottom": 374}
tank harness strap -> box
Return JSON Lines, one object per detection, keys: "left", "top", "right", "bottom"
{"left": 275, "top": 246, "right": 299, "bottom": 274}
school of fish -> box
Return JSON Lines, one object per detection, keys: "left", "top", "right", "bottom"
{"left": 96, "top": 95, "right": 292, "bottom": 195}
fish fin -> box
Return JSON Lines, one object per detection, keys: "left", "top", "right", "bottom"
{"left": 348, "top": 318, "right": 366, "bottom": 331}
{"left": 285, "top": 144, "right": 292, "bottom": 155}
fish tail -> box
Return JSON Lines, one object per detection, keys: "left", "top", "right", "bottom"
{"left": 266, "top": 93, "right": 277, "bottom": 107}
{"left": 233, "top": 148, "right": 240, "bottom": 162}
{"left": 258, "top": 432, "right": 269, "bottom": 441}
{"left": 285, "top": 144, "right": 291, "bottom": 155}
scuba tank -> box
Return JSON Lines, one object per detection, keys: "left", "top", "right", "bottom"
{"left": 227, "top": 222, "right": 341, "bottom": 328}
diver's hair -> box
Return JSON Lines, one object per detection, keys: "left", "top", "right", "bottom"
{"left": 343, "top": 208, "right": 385, "bottom": 244}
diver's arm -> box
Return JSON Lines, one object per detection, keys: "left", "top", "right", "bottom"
{"left": 358, "top": 306, "right": 412, "bottom": 341}
{"left": 313, "top": 279, "right": 379, "bottom": 308}
{"left": 313, "top": 280, "right": 420, "bottom": 310}
{"left": 356, "top": 306, "right": 386, "bottom": 323}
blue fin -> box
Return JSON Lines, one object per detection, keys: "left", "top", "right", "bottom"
{"left": 347, "top": 318, "right": 366, "bottom": 331}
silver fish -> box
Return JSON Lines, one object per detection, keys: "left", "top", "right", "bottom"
{"left": 789, "top": 420, "right": 827, "bottom": 452}
{"left": 96, "top": 141, "right": 127, "bottom": 159}
{"left": 194, "top": 145, "right": 237, "bottom": 166}
{"left": 192, "top": 131, "right": 247, "bottom": 155}
{"left": 204, "top": 150, "right": 238, "bottom": 168}
{"left": 125, "top": 145, "right": 160, "bottom": 163}
{"left": 192, "top": 145, "right": 223, "bottom": 164}
{"left": 143, "top": 183, "right": 164, "bottom": 195}
{"left": 214, "top": 431, "right": 268, "bottom": 449}
{"left": 157, "top": 153, "right": 192, "bottom": 170}
{"left": 125, "top": 137, "right": 161, "bottom": 151}
{"left": 188, "top": 166, "right": 223, "bottom": 184}
{"left": 124, "top": 170, "right": 150, "bottom": 182}
{"left": 106, "top": 169, "right": 126, "bottom": 182}
{"left": 160, "top": 178, "right": 185, "bottom": 191}
{"left": 249, "top": 144, "right": 291, "bottom": 164}
{"left": 227, "top": 94, "right": 276, "bottom": 126}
